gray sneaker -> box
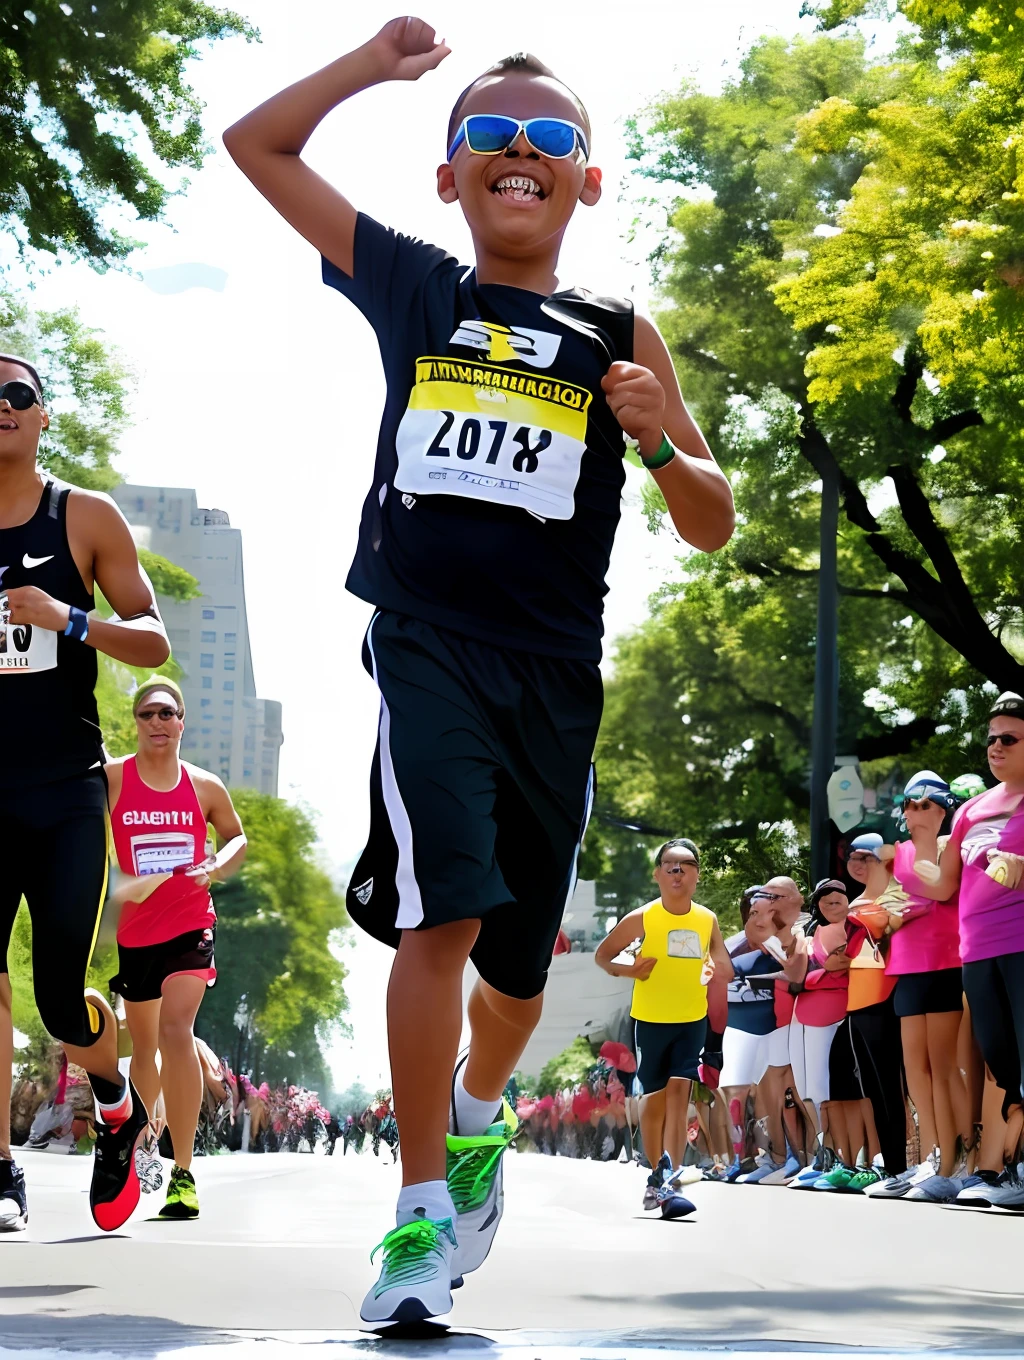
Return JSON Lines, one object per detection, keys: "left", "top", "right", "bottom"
{"left": 953, "top": 1170, "right": 1009, "bottom": 1207}
{"left": 867, "top": 1164, "right": 924, "bottom": 1199}
{"left": 905, "top": 1174, "right": 963, "bottom": 1203}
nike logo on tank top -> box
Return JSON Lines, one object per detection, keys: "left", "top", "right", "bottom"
{"left": 0, "top": 479, "right": 101, "bottom": 786}
{"left": 322, "top": 214, "right": 633, "bottom": 660}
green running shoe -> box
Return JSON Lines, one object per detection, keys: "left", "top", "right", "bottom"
{"left": 360, "top": 1216, "right": 457, "bottom": 1324}
{"left": 159, "top": 1164, "right": 199, "bottom": 1220}
{"left": 447, "top": 1097, "right": 519, "bottom": 1281}
{"left": 815, "top": 1162, "right": 858, "bottom": 1191}
{"left": 845, "top": 1165, "right": 886, "bottom": 1194}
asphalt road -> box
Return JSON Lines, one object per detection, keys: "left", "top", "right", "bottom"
{"left": 0, "top": 1145, "right": 1022, "bottom": 1357}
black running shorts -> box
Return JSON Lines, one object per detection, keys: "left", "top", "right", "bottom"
{"left": 893, "top": 966, "right": 963, "bottom": 1017}
{"left": 0, "top": 771, "right": 109, "bottom": 1047}
{"left": 635, "top": 1018, "right": 708, "bottom": 1094}
{"left": 109, "top": 926, "right": 217, "bottom": 1004}
{"left": 346, "top": 611, "right": 600, "bottom": 1000}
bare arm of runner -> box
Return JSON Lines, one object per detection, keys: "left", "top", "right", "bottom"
{"left": 187, "top": 770, "right": 248, "bottom": 887}
{"left": 595, "top": 908, "right": 655, "bottom": 980}
{"left": 601, "top": 315, "right": 735, "bottom": 553}
{"left": 5, "top": 492, "right": 169, "bottom": 668}
{"left": 222, "top": 17, "right": 450, "bottom": 277}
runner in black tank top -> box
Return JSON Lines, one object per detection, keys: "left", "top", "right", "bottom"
{"left": 0, "top": 353, "right": 171, "bottom": 1235}
{"left": 226, "top": 24, "right": 735, "bottom": 1321}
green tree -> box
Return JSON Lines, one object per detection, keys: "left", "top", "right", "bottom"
{"left": 535, "top": 1037, "right": 596, "bottom": 1096}
{"left": 196, "top": 794, "right": 348, "bottom": 1090}
{"left": 1, "top": 0, "right": 254, "bottom": 266}
{"left": 593, "top": 8, "right": 1023, "bottom": 875}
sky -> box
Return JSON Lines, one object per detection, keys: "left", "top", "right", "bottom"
{"left": 24, "top": 0, "right": 834, "bottom": 1089}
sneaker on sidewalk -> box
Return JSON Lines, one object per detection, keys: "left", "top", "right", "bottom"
{"left": 906, "top": 1174, "right": 963, "bottom": 1203}
{"left": 790, "top": 1146, "right": 831, "bottom": 1190}
{"left": 90, "top": 1080, "right": 149, "bottom": 1232}
{"left": 158, "top": 1164, "right": 199, "bottom": 1219}
{"left": 447, "top": 1099, "right": 518, "bottom": 1279}
{"left": 756, "top": 1154, "right": 803, "bottom": 1187}
{"left": 976, "top": 1168, "right": 1024, "bottom": 1210}
{"left": 722, "top": 1154, "right": 749, "bottom": 1183}
{"left": 0, "top": 1160, "right": 27, "bottom": 1232}
{"left": 867, "top": 1164, "right": 922, "bottom": 1199}
{"left": 657, "top": 1183, "right": 696, "bottom": 1220}
{"left": 815, "top": 1162, "right": 862, "bottom": 1192}
{"left": 845, "top": 1164, "right": 886, "bottom": 1194}
{"left": 739, "top": 1152, "right": 787, "bottom": 1185}
{"left": 951, "top": 1170, "right": 1006, "bottom": 1207}
{"left": 670, "top": 1163, "right": 705, "bottom": 1187}
{"left": 360, "top": 1217, "right": 458, "bottom": 1324}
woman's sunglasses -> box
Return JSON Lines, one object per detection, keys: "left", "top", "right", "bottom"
{"left": 137, "top": 706, "right": 181, "bottom": 723}
{"left": 0, "top": 380, "right": 41, "bottom": 409}
{"left": 987, "top": 733, "right": 1021, "bottom": 748}
{"left": 447, "top": 114, "right": 589, "bottom": 165}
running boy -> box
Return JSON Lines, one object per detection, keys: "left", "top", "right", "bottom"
{"left": 225, "top": 17, "right": 734, "bottom": 1322}
{"left": 596, "top": 839, "right": 733, "bottom": 1212}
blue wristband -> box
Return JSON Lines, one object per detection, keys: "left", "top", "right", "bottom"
{"left": 64, "top": 606, "right": 89, "bottom": 643}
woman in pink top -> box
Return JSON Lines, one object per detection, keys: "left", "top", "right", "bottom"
{"left": 912, "top": 693, "right": 1024, "bottom": 1205}
{"left": 106, "top": 677, "right": 247, "bottom": 1221}
{"left": 888, "top": 773, "right": 969, "bottom": 1181}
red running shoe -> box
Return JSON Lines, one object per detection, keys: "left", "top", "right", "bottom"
{"left": 89, "top": 1081, "right": 149, "bottom": 1232}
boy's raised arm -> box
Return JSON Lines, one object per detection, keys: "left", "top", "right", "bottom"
{"left": 222, "top": 17, "right": 449, "bottom": 277}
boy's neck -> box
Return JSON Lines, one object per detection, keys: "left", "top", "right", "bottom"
{"left": 472, "top": 237, "right": 562, "bottom": 296}
{"left": 0, "top": 459, "right": 43, "bottom": 506}
{"left": 662, "top": 895, "right": 693, "bottom": 915}
{"left": 135, "top": 748, "right": 182, "bottom": 790}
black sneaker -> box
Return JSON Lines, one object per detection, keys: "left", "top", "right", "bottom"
{"left": 90, "top": 1080, "right": 149, "bottom": 1231}
{"left": 0, "top": 1160, "right": 27, "bottom": 1232}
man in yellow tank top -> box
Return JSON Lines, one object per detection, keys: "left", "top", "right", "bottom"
{"left": 596, "top": 839, "right": 732, "bottom": 1211}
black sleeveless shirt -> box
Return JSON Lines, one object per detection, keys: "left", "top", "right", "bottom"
{"left": 323, "top": 213, "right": 633, "bottom": 660}
{"left": 0, "top": 478, "right": 102, "bottom": 785}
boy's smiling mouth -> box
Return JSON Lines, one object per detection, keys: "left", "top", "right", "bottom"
{"left": 491, "top": 173, "right": 546, "bottom": 203}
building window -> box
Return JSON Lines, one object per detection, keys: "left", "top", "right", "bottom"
{"left": 244, "top": 767, "right": 253, "bottom": 778}
{"left": 203, "top": 741, "right": 212, "bottom": 750}
{"left": 202, "top": 676, "right": 212, "bottom": 690}
{"left": 200, "top": 653, "right": 213, "bottom": 669}
{"left": 201, "top": 698, "right": 211, "bottom": 708}
{"left": 223, "top": 681, "right": 234, "bottom": 692}
{"left": 223, "top": 653, "right": 236, "bottom": 672}
{"left": 201, "top": 726, "right": 212, "bottom": 735}
{"left": 220, "top": 741, "right": 231, "bottom": 751}
{"left": 224, "top": 698, "right": 234, "bottom": 706}
{"left": 202, "top": 609, "right": 215, "bottom": 619}
{"left": 201, "top": 630, "right": 216, "bottom": 643}
{"left": 224, "top": 631, "right": 237, "bottom": 645}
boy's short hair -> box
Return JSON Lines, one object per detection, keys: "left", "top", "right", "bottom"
{"left": 654, "top": 837, "right": 700, "bottom": 869}
{"left": 446, "top": 53, "right": 591, "bottom": 152}
{"left": 0, "top": 353, "right": 43, "bottom": 397}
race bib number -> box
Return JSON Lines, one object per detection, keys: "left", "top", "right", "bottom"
{"left": 666, "top": 928, "right": 703, "bottom": 959}
{"left": 131, "top": 832, "right": 196, "bottom": 876}
{"left": 0, "top": 591, "right": 57, "bottom": 673}
{"left": 394, "top": 356, "right": 593, "bottom": 521}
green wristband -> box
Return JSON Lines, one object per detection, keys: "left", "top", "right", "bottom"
{"left": 641, "top": 433, "right": 675, "bottom": 471}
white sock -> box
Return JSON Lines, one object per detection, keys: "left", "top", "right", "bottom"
{"left": 396, "top": 1180, "right": 456, "bottom": 1227}
{"left": 451, "top": 1069, "right": 501, "bottom": 1137}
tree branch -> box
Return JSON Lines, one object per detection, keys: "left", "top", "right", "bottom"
{"left": 838, "top": 585, "right": 911, "bottom": 603}
{"left": 927, "top": 409, "right": 985, "bottom": 443}
{"left": 734, "top": 681, "right": 811, "bottom": 745}
{"left": 892, "top": 350, "right": 923, "bottom": 423}
{"left": 856, "top": 717, "right": 940, "bottom": 762}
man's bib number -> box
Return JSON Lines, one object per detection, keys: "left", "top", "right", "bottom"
{"left": 0, "top": 593, "right": 57, "bottom": 673}
{"left": 394, "top": 356, "right": 593, "bottom": 521}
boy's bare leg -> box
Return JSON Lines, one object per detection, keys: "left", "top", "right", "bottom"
{"left": 463, "top": 979, "right": 543, "bottom": 1105}
{"left": 388, "top": 920, "right": 480, "bottom": 1187}
{"left": 664, "top": 1077, "right": 692, "bottom": 1167}
{"left": 639, "top": 1089, "right": 667, "bottom": 1166}
{"left": 0, "top": 975, "right": 12, "bottom": 1160}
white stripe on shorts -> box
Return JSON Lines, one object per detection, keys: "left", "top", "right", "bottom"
{"left": 366, "top": 614, "right": 424, "bottom": 929}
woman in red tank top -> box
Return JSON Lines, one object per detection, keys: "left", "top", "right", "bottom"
{"left": 106, "top": 677, "right": 246, "bottom": 1221}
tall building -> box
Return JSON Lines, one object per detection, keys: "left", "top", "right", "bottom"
{"left": 111, "top": 484, "right": 283, "bottom": 796}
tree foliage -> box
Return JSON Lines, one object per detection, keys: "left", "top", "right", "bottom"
{"left": 197, "top": 794, "right": 348, "bottom": 1091}
{"left": 0, "top": 0, "right": 254, "bottom": 266}
{"left": 593, "top": 3, "right": 1022, "bottom": 889}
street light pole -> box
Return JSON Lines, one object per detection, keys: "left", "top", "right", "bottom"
{"left": 810, "top": 460, "right": 840, "bottom": 883}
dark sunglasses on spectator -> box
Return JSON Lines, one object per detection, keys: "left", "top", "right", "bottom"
{"left": 661, "top": 861, "right": 698, "bottom": 874}
{"left": 137, "top": 706, "right": 180, "bottom": 722}
{"left": 987, "top": 733, "right": 1021, "bottom": 748}
{"left": 0, "top": 380, "right": 41, "bottom": 409}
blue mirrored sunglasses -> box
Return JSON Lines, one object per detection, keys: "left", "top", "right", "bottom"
{"left": 447, "top": 114, "right": 589, "bottom": 165}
